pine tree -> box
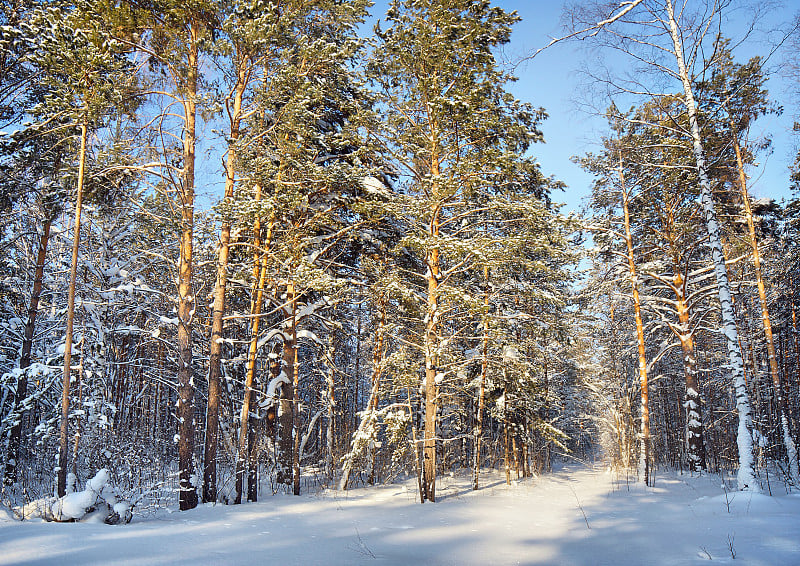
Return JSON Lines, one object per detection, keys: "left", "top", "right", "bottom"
{"left": 5, "top": 0, "right": 138, "bottom": 497}
{"left": 584, "top": 101, "right": 721, "bottom": 474}
{"left": 697, "top": 50, "right": 799, "bottom": 483}
{"left": 369, "top": 0, "right": 567, "bottom": 501}
{"left": 203, "top": 0, "right": 277, "bottom": 505}
{"left": 122, "top": 0, "right": 218, "bottom": 510}
{"left": 0, "top": 4, "right": 67, "bottom": 483}
{"left": 234, "top": 0, "right": 373, "bottom": 496}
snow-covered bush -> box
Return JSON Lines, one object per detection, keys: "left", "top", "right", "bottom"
{"left": 17, "top": 469, "right": 132, "bottom": 524}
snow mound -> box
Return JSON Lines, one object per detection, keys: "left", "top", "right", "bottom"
{"left": 0, "top": 506, "right": 16, "bottom": 522}
{"left": 19, "top": 469, "right": 132, "bottom": 524}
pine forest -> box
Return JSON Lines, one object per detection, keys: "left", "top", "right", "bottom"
{"left": 1, "top": 1, "right": 800, "bottom": 561}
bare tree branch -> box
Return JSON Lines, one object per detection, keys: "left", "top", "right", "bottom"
{"left": 521, "top": 0, "right": 646, "bottom": 62}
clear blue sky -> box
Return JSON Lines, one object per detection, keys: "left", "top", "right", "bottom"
{"left": 370, "top": 1, "right": 798, "bottom": 215}
{"left": 504, "top": 1, "right": 798, "bottom": 214}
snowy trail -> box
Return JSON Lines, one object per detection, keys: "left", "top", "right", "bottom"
{"left": 1, "top": 465, "right": 799, "bottom": 565}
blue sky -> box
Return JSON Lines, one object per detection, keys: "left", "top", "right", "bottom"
{"left": 192, "top": 1, "right": 797, "bottom": 215}
{"left": 497, "top": 1, "right": 798, "bottom": 214}
{"left": 369, "top": 0, "right": 800, "bottom": 215}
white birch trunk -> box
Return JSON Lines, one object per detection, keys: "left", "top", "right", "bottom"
{"left": 665, "top": 0, "right": 757, "bottom": 491}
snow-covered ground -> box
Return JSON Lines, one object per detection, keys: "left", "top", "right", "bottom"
{"left": 1, "top": 465, "right": 799, "bottom": 565}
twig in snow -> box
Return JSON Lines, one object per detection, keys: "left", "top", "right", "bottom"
{"left": 727, "top": 533, "right": 736, "bottom": 559}
{"left": 721, "top": 482, "right": 733, "bottom": 513}
{"left": 568, "top": 483, "right": 591, "bottom": 530}
{"left": 349, "top": 526, "right": 376, "bottom": 559}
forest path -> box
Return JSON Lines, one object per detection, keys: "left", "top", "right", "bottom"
{"left": 0, "top": 464, "right": 798, "bottom": 565}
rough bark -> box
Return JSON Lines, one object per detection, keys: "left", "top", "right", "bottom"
{"left": 674, "top": 272, "right": 705, "bottom": 472}
{"left": 277, "top": 339, "right": 294, "bottom": 487}
{"left": 423, "top": 210, "right": 440, "bottom": 502}
{"left": 234, "top": 214, "right": 270, "bottom": 504}
{"left": 658, "top": 195, "right": 706, "bottom": 472}
{"left": 353, "top": 301, "right": 362, "bottom": 434}
{"left": 620, "top": 157, "right": 651, "bottom": 485}
{"left": 791, "top": 282, "right": 800, "bottom": 401}
{"left": 473, "top": 266, "right": 489, "bottom": 491}
{"left": 287, "top": 282, "right": 301, "bottom": 496}
{"left": 204, "top": 56, "right": 249, "bottom": 504}
{"left": 5, "top": 218, "right": 51, "bottom": 486}
{"left": 325, "top": 344, "right": 336, "bottom": 479}
{"left": 730, "top": 120, "right": 799, "bottom": 483}
{"left": 247, "top": 418, "right": 258, "bottom": 502}
{"left": 503, "top": 382, "right": 511, "bottom": 485}
{"left": 176, "top": 22, "right": 199, "bottom": 511}
{"left": 275, "top": 270, "right": 298, "bottom": 489}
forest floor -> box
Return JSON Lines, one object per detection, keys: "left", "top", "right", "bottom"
{"left": 0, "top": 463, "right": 799, "bottom": 565}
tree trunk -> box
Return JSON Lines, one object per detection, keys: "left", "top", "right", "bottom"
{"left": 368, "top": 298, "right": 386, "bottom": 485}
{"left": 790, "top": 281, "right": 800, "bottom": 420}
{"left": 791, "top": 281, "right": 799, "bottom": 375}
{"left": 620, "top": 156, "right": 651, "bottom": 485}
{"left": 234, "top": 217, "right": 270, "bottom": 503}
{"left": 661, "top": 197, "right": 706, "bottom": 472}
{"left": 340, "top": 297, "right": 385, "bottom": 490}
{"left": 176, "top": 22, "right": 200, "bottom": 511}
{"left": 729, "top": 119, "right": 799, "bottom": 483}
{"left": 353, "top": 300, "right": 362, "bottom": 434}
{"left": 276, "top": 273, "right": 298, "bottom": 489}
{"left": 5, "top": 218, "right": 51, "bottom": 486}
{"left": 204, "top": 56, "right": 249, "bottom": 504}
{"left": 286, "top": 282, "right": 301, "bottom": 496}
{"left": 277, "top": 335, "right": 294, "bottom": 487}
{"left": 57, "top": 122, "right": 88, "bottom": 498}
{"left": 666, "top": 0, "right": 757, "bottom": 491}
{"left": 423, "top": 207, "right": 441, "bottom": 502}
{"left": 247, "top": 417, "right": 259, "bottom": 502}
{"left": 674, "top": 273, "right": 705, "bottom": 472}
{"left": 473, "top": 266, "right": 489, "bottom": 490}
{"left": 325, "top": 344, "right": 336, "bottom": 479}
{"left": 234, "top": 198, "right": 272, "bottom": 503}
{"left": 503, "top": 383, "right": 511, "bottom": 485}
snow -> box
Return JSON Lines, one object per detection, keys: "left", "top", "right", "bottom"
{"left": 296, "top": 329, "right": 323, "bottom": 345}
{"left": 502, "top": 345, "right": 520, "bottom": 361}
{"left": 361, "top": 175, "right": 391, "bottom": 196}
{"left": 259, "top": 372, "right": 290, "bottom": 410}
{"left": 52, "top": 469, "right": 110, "bottom": 521}
{"left": 18, "top": 469, "right": 131, "bottom": 525}
{"left": 2, "top": 465, "right": 800, "bottom": 565}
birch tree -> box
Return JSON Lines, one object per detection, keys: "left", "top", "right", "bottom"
{"left": 697, "top": 50, "right": 800, "bottom": 483}
{"left": 559, "top": 0, "right": 760, "bottom": 491}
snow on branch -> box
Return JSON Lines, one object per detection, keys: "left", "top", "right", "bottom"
{"left": 523, "top": 0, "right": 645, "bottom": 61}
{"left": 258, "top": 372, "right": 290, "bottom": 410}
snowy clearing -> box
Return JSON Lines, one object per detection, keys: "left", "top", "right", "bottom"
{"left": 1, "top": 465, "right": 799, "bottom": 565}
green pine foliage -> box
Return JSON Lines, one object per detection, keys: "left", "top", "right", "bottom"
{"left": 13, "top": 0, "right": 799, "bottom": 510}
